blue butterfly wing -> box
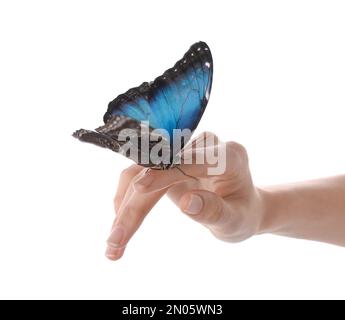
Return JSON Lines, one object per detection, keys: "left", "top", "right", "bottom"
{"left": 74, "top": 42, "right": 213, "bottom": 168}
{"left": 103, "top": 42, "right": 213, "bottom": 147}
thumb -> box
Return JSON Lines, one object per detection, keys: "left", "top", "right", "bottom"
{"left": 179, "top": 190, "right": 228, "bottom": 227}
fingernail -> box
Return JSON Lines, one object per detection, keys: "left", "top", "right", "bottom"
{"left": 105, "top": 246, "right": 124, "bottom": 260}
{"left": 184, "top": 194, "right": 203, "bottom": 215}
{"left": 107, "top": 225, "right": 125, "bottom": 247}
{"left": 135, "top": 174, "right": 154, "bottom": 189}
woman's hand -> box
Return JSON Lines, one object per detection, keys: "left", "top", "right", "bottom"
{"left": 106, "top": 132, "right": 265, "bottom": 260}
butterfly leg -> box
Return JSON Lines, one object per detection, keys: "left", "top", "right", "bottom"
{"left": 144, "top": 167, "right": 161, "bottom": 174}
{"left": 173, "top": 166, "right": 198, "bottom": 180}
{"left": 143, "top": 165, "right": 197, "bottom": 180}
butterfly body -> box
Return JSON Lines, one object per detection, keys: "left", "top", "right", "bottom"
{"left": 73, "top": 41, "right": 213, "bottom": 169}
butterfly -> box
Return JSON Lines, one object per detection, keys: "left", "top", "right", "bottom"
{"left": 73, "top": 41, "right": 213, "bottom": 169}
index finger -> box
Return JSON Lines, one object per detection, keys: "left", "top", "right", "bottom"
{"left": 106, "top": 170, "right": 168, "bottom": 260}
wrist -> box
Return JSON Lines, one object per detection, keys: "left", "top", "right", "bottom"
{"left": 255, "top": 187, "right": 282, "bottom": 235}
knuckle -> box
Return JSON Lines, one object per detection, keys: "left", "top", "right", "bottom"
{"left": 211, "top": 231, "right": 231, "bottom": 242}
{"left": 226, "top": 141, "right": 248, "bottom": 163}
{"left": 202, "top": 131, "right": 220, "bottom": 147}
{"left": 128, "top": 203, "right": 139, "bottom": 212}
{"left": 203, "top": 131, "right": 219, "bottom": 140}
{"left": 120, "top": 170, "right": 130, "bottom": 180}
{"left": 193, "top": 131, "right": 219, "bottom": 145}
{"left": 120, "top": 164, "right": 139, "bottom": 179}
{"left": 210, "top": 229, "right": 248, "bottom": 243}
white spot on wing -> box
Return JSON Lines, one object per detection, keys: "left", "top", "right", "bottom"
{"left": 206, "top": 90, "right": 210, "bottom": 100}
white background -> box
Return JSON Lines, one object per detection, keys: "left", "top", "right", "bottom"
{"left": 0, "top": 0, "right": 345, "bottom": 299}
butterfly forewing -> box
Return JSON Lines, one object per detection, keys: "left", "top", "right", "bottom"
{"left": 73, "top": 41, "right": 213, "bottom": 168}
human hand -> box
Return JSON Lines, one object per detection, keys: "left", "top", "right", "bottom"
{"left": 105, "top": 132, "right": 265, "bottom": 260}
